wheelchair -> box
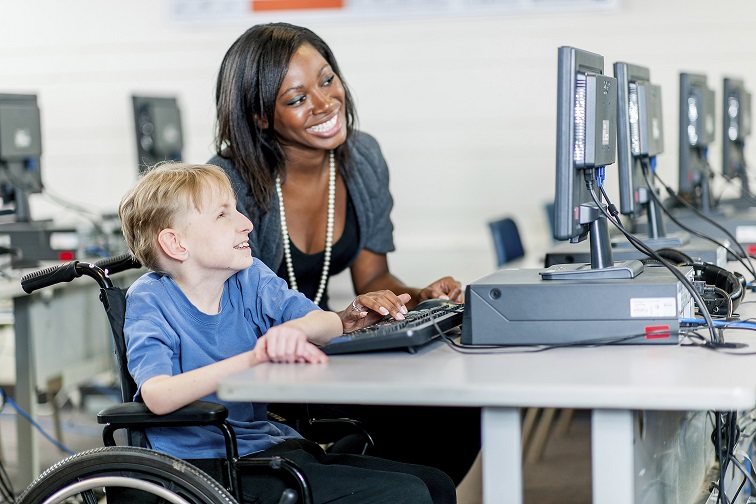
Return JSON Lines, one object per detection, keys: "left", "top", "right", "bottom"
{"left": 17, "top": 254, "right": 371, "bottom": 504}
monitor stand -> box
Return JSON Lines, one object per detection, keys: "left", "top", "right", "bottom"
{"left": 540, "top": 260, "right": 644, "bottom": 280}
{"left": 718, "top": 196, "right": 756, "bottom": 211}
{"left": 635, "top": 202, "right": 756, "bottom": 257}
{"left": 543, "top": 204, "right": 644, "bottom": 280}
{"left": 543, "top": 239, "right": 726, "bottom": 269}
{"left": 611, "top": 231, "right": 689, "bottom": 250}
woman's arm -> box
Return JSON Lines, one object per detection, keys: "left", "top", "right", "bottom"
{"left": 350, "top": 249, "right": 463, "bottom": 310}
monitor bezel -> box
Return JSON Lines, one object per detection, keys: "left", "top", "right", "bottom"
{"left": 554, "top": 46, "right": 606, "bottom": 242}
{"left": 678, "top": 72, "right": 715, "bottom": 203}
{"left": 131, "top": 95, "right": 184, "bottom": 173}
{"left": 722, "top": 77, "right": 751, "bottom": 181}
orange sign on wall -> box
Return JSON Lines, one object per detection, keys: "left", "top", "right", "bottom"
{"left": 251, "top": 0, "right": 344, "bottom": 12}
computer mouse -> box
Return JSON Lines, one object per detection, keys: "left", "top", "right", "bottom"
{"left": 413, "top": 298, "right": 459, "bottom": 311}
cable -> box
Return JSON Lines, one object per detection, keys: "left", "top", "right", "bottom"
{"left": 0, "top": 388, "right": 75, "bottom": 456}
{"left": 719, "top": 175, "right": 756, "bottom": 207}
{"left": 713, "top": 412, "right": 741, "bottom": 504}
{"left": 439, "top": 327, "right": 686, "bottom": 354}
{"left": 0, "top": 456, "right": 13, "bottom": 504}
{"left": 587, "top": 180, "right": 720, "bottom": 345}
{"left": 717, "top": 412, "right": 727, "bottom": 504}
{"left": 728, "top": 455, "right": 756, "bottom": 503}
{"left": 681, "top": 318, "right": 756, "bottom": 330}
{"left": 651, "top": 166, "right": 756, "bottom": 279}
{"left": 642, "top": 159, "right": 756, "bottom": 283}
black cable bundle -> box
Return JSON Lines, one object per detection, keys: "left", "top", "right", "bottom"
{"left": 710, "top": 411, "right": 740, "bottom": 503}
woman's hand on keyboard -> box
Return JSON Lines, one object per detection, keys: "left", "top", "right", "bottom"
{"left": 338, "top": 291, "right": 411, "bottom": 333}
{"left": 417, "top": 277, "right": 464, "bottom": 304}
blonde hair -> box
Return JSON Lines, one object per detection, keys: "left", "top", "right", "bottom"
{"left": 118, "top": 162, "right": 234, "bottom": 272}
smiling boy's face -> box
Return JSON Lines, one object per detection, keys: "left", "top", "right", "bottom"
{"left": 173, "top": 181, "right": 254, "bottom": 276}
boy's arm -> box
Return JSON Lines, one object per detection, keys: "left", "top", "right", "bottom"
{"left": 140, "top": 314, "right": 334, "bottom": 416}
{"left": 262, "top": 310, "right": 342, "bottom": 352}
{"left": 140, "top": 350, "right": 261, "bottom": 416}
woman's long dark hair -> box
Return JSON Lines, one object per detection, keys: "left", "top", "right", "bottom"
{"left": 215, "top": 23, "right": 357, "bottom": 210}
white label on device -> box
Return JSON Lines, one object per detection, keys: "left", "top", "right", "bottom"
{"left": 630, "top": 297, "right": 676, "bottom": 318}
{"left": 602, "top": 120, "right": 610, "bottom": 145}
{"left": 736, "top": 225, "right": 756, "bottom": 243}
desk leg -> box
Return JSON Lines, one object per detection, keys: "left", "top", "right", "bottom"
{"left": 592, "top": 409, "right": 633, "bottom": 504}
{"left": 14, "top": 296, "right": 38, "bottom": 488}
{"left": 482, "top": 407, "right": 522, "bottom": 504}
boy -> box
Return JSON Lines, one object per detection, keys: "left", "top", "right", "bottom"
{"left": 118, "top": 162, "right": 455, "bottom": 504}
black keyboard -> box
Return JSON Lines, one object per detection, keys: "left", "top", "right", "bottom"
{"left": 321, "top": 303, "right": 465, "bottom": 355}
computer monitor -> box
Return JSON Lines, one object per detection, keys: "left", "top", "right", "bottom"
{"left": 613, "top": 62, "right": 684, "bottom": 247}
{"left": 132, "top": 95, "right": 183, "bottom": 172}
{"left": 721, "top": 77, "right": 752, "bottom": 198}
{"left": 548, "top": 47, "right": 641, "bottom": 280}
{"left": 0, "top": 93, "right": 43, "bottom": 222}
{"left": 678, "top": 73, "right": 716, "bottom": 212}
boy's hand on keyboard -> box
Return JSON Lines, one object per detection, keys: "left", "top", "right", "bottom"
{"left": 255, "top": 327, "right": 328, "bottom": 364}
{"left": 339, "top": 291, "right": 411, "bottom": 333}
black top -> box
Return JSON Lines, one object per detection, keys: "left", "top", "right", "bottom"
{"left": 209, "top": 131, "right": 395, "bottom": 275}
{"left": 277, "top": 194, "right": 359, "bottom": 310}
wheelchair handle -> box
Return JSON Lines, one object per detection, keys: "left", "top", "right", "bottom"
{"left": 95, "top": 253, "right": 142, "bottom": 276}
{"left": 21, "top": 260, "right": 111, "bottom": 293}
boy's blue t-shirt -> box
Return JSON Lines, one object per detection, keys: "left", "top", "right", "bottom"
{"left": 125, "top": 258, "right": 319, "bottom": 459}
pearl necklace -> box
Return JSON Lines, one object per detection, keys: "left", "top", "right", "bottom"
{"left": 276, "top": 150, "right": 335, "bottom": 306}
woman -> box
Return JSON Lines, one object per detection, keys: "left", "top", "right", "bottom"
{"left": 210, "top": 22, "right": 479, "bottom": 485}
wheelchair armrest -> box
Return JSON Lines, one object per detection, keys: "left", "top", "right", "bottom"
{"left": 97, "top": 400, "right": 228, "bottom": 427}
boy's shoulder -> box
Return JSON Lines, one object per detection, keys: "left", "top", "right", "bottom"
{"left": 126, "top": 273, "right": 176, "bottom": 310}
{"left": 235, "top": 258, "right": 276, "bottom": 282}
{"left": 129, "top": 271, "right": 168, "bottom": 293}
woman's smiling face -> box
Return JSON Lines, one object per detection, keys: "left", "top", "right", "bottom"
{"left": 273, "top": 43, "right": 348, "bottom": 152}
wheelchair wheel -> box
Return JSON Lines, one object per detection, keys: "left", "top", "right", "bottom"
{"left": 16, "top": 446, "right": 238, "bottom": 504}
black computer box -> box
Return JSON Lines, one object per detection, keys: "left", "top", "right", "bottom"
{"left": 461, "top": 264, "right": 694, "bottom": 346}
{"left": 0, "top": 221, "right": 78, "bottom": 268}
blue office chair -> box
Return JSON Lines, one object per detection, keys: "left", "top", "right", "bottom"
{"left": 486, "top": 216, "right": 572, "bottom": 462}
{"left": 488, "top": 217, "right": 525, "bottom": 266}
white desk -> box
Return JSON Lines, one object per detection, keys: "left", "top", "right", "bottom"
{"left": 219, "top": 335, "right": 756, "bottom": 504}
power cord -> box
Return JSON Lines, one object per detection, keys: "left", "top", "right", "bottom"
{"left": 585, "top": 177, "right": 721, "bottom": 346}
{"left": 0, "top": 391, "right": 13, "bottom": 503}
{"left": 0, "top": 388, "right": 75, "bottom": 456}
{"left": 710, "top": 411, "right": 740, "bottom": 504}
{"left": 643, "top": 160, "right": 756, "bottom": 283}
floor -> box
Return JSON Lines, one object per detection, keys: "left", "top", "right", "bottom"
{"left": 0, "top": 387, "right": 592, "bottom": 503}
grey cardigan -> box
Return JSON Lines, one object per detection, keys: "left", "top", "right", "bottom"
{"left": 209, "top": 131, "right": 396, "bottom": 273}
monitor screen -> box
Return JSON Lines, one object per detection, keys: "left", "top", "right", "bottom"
{"left": 611, "top": 62, "right": 688, "bottom": 248}
{"left": 132, "top": 95, "right": 183, "bottom": 172}
{"left": 614, "top": 63, "right": 664, "bottom": 218}
{"left": 553, "top": 46, "right": 617, "bottom": 242}
{"left": 546, "top": 47, "right": 644, "bottom": 280}
{"left": 0, "top": 93, "right": 43, "bottom": 222}
{"left": 678, "top": 73, "right": 716, "bottom": 209}
{"left": 722, "top": 77, "right": 751, "bottom": 182}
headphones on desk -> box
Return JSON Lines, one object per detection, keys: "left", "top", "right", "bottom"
{"left": 649, "top": 248, "right": 745, "bottom": 317}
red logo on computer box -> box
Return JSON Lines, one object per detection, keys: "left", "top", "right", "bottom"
{"left": 250, "top": 0, "right": 344, "bottom": 11}
{"left": 645, "top": 325, "right": 670, "bottom": 339}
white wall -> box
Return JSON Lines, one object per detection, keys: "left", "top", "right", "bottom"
{"left": 1, "top": 0, "right": 755, "bottom": 290}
